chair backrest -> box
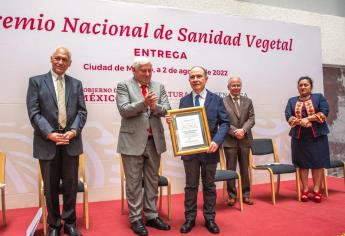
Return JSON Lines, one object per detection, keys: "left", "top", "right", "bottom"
{"left": 250, "top": 138, "right": 280, "bottom": 167}
{"left": 0, "top": 152, "right": 5, "bottom": 184}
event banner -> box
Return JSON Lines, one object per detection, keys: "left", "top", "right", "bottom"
{"left": 0, "top": 0, "right": 322, "bottom": 206}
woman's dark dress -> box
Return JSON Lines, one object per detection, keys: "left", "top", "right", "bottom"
{"left": 286, "top": 94, "right": 330, "bottom": 169}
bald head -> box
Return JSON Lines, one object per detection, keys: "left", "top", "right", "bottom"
{"left": 52, "top": 47, "right": 71, "bottom": 60}
{"left": 50, "top": 47, "right": 72, "bottom": 75}
{"left": 189, "top": 66, "right": 208, "bottom": 77}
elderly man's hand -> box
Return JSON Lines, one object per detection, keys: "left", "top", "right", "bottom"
{"left": 207, "top": 141, "right": 219, "bottom": 153}
{"left": 165, "top": 114, "right": 172, "bottom": 124}
{"left": 144, "top": 91, "right": 158, "bottom": 110}
{"left": 48, "top": 132, "right": 69, "bottom": 145}
{"left": 234, "top": 129, "right": 245, "bottom": 140}
{"left": 62, "top": 130, "right": 76, "bottom": 140}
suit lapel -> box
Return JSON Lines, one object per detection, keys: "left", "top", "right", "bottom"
{"left": 239, "top": 96, "right": 246, "bottom": 118}
{"left": 148, "top": 81, "right": 155, "bottom": 95}
{"left": 226, "top": 95, "right": 240, "bottom": 119}
{"left": 131, "top": 77, "right": 143, "bottom": 98}
{"left": 204, "top": 90, "right": 212, "bottom": 109}
{"left": 65, "top": 75, "right": 71, "bottom": 106}
{"left": 185, "top": 92, "right": 194, "bottom": 107}
{"left": 43, "top": 72, "right": 58, "bottom": 106}
{"left": 223, "top": 96, "right": 232, "bottom": 112}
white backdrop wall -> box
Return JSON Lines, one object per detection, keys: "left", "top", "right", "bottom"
{"left": 0, "top": 0, "right": 327, "bottom": 208}
{"left": 113, "top": 0, "right": 345, "bottom": 66}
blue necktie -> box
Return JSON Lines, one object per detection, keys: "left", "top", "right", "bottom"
{"left": 194, "top": 95, "right": 200, "bottom": 106}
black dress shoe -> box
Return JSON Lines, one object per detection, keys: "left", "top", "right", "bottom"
{"left": 205, "top": 219, "right": 220, "bottom": 234}
{"left": 227, "top": 197, "right": 236, "bottom": 207}
{"left": 48, "top": 226, "right": 61, "bottom": 236}
{"left": 146, "top": 217, "right": 171, "bottom": 230}
{"left": 180, "top": 219, "right": 195, "bottom": 233}
{"left": 243, "top": 197, "right": 254, "bottom": 205}
{"left": 131, "top": 219, "right": 148, "bottom": 236}
{"left": 63, "top": 224, "right": 82, "bottom": 236}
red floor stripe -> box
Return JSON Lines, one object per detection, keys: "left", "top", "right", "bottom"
{"left": 1, "top": 177, "right": 344, "bottom": 236}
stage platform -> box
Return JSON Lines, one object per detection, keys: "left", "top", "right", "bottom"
{"left": 1, "top": 176, "right": 344, "bottom": 236}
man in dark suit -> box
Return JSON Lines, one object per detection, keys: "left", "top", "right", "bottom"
{"left": 26, "top": 47, "right": 87, "bottom": 236}
{"left": 116, "top": 57, "right": 171, "bottom": 236}
{"left": 176, "top": 66, "right": 229, "bottom": 234}
{"left": 223, "top": 77, "right": 255, "bottom": 206}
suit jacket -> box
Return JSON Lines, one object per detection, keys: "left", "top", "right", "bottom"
{"left": 285, "top": 93, "right": 329, "bottom": 138}
{"left": 116, "top": 78, "right": 171, "bottom": 156}
{"left": 26, "top": 71, "right": 87, "bottom": 160}
{"left": 179, "top": 90, "right": 230, "bottom": 164}
{"left": 223, "top": 95, "right": 255, "bottom": 148}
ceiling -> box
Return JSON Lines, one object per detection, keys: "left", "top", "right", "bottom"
{"left": 238, "top": 0, "right": 345, "bottom": 17}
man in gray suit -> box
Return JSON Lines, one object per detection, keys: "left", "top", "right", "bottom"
{"left": 26, "top": 47, "right": 87, "bottom": 236}
{"left": 223, "top": 77, "right": 255, "bottom": 206}
{"left": 116, "top": 57, "right": 171, "bottom": 236}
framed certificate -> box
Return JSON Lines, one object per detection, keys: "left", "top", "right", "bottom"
{"left": 167, "top": 106, "right": 211, "bottom": 156}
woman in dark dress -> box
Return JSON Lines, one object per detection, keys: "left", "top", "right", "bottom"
{"left": 285, "top": 76, "right": 330, "bottom": 203}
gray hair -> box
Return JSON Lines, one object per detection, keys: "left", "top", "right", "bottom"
{"left": 52, "top": 46, "right": 72, "bottom": 60}
{"left": 132, "top": 57, "right": 152, "bottom": 69}
{"left": 228, "top": 76, "right": 242, "bottom": 84}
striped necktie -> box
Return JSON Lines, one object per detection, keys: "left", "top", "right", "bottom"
{"left": 233, "top": 97, "right": 240, "bottom": 116}
{"left": 57, "top": 76, "right": 67, "bottom": 128}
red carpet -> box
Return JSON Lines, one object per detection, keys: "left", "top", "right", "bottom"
{"left": 1, "top": 177, "right": 344, "bottom": 236}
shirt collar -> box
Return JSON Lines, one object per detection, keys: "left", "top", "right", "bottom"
{"left": 51, "top": 70, "right": 65, "bottom": 81}
{"left": 193, "top": 89, "right": 207, "bottom": 99}
{"left": 230, "top": 94, "right": 240, "bottom": 100}
{"left": 136, "top": 80, "right": 150, "bottom": 89}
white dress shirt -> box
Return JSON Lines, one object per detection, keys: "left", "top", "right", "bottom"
{"left": 230, "top": 94, "right": 240, "bottom": 106}
{"left": 192, "top": 89, "right": 207, "bottom": 106}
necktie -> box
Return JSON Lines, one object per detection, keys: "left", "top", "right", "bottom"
{"left": 194, "top": 94, "right": 200, "bottom": 106}
{"left": 57, "top": 76, "right": 67, "bottom": 128}
{"left": 233, "top": 97, "right": 240, "bottom": 116}
{"left": 141, "top": 85, "right": 147, "bottom": 97}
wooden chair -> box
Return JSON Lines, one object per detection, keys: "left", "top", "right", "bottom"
{"left": 39, "top": 154, "right": 89, "bottom": 235}
{"left": 249, "top": 138, "right": 301, "bottom": 205}
{"left": 0, "top": 152, "right": 6, "bottom": 226}
{"left": 214, "top": 147, "right": 243, "bottom": 211}
{"left": 322, "top": 160, "right": 345, "bottom": 197}
{"left": 119, "top": 156, "right": 172, "bottom": 220}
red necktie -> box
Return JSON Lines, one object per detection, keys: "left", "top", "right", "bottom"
{"left": 141, "top": 85, "right": 147, "bottom": 97}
